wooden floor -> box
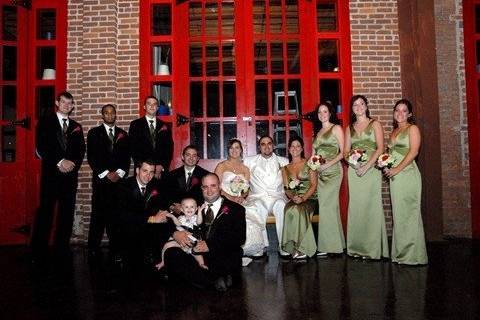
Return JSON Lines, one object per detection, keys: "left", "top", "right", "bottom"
{"left": 1, "top": 237, "right": 479, "bottom": 320}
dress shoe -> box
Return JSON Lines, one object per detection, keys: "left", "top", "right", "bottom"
{"left": 293, "top": 252, "right": 307, "bottom": 259}
{"left": 214, "top": 277, "right": 227, "bottom": 292}
{"left": 249, "top": 251, "right": 266, "bottom": 260}
{"left": 278, "top": 250, "right": 291, "bottom": 259}
{"left": 316, "top": 251, "right": 328, "bottom": 257}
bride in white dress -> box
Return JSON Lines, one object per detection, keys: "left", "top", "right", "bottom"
{"left": 214, "top": 139, "right": 264, "bottom": 265}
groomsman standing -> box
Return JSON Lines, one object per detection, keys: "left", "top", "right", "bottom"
{"left": 86, "top": 104, "right": 130, "bottom": 258}
{"left": 128, "top": 96, "right": 173, "bottom": 178}
{"left": 31, "top": 91, "right": 86, "bottom": 259}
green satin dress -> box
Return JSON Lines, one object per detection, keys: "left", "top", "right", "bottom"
{"left": 346, "top": 120, "right": 389, "bottom": 259}
{"left": 313, "top": 125, "right": 345, "bottom": 253}
{"left": 281, "top": 163, "right": 317, "bottom": 257}
{"left": 389, "top": 126, "right": 428, "bottom": 265}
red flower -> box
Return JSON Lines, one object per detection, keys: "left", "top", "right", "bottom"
{"left": 116, "top": 132, "right": 125, "bottom": 141}
{"left": 150, "top": 189, "right": 158, "bottom": 197}
{"left": 159, "top": 124, "right": 168, "bottom": 131}
{"left": 191, "top": 177, "right": 199, "bottom": 186}
{"left": 220, "top": 206, "right": 230, "bottom": 215}
{"left": 380, "top": 154, "right": 389, "bottom": 161}
{"left": 71, "top": 126, "right": 82, "bottom": 134}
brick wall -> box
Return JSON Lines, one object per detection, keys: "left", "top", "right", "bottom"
{"left": 349, "top": 0, "right": 403, "bottom": 232}
{"left": 67, "top": 0, "right": 140, "bottom": 243}
{"left": 434, "top": 0, "right": 471, "bottom": 237}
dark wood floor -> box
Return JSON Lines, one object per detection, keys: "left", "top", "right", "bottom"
{"left": 1, "top": 237, "right": 479, "bottom": 320}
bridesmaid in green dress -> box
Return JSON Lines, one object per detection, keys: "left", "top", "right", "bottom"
{"left": 281, "top": 136, "right": 318, "bottom": 259}
{"left": 384, "top": 99, "right": 427, "bottom": 265}
{"left": 312, "top": 101, "right": 346, "bottom": 256}
{"left": 345, "top": 95, "right": 389, "bottom": 260}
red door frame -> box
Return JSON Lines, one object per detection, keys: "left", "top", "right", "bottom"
{"left": 463, "top": 0, "right": 480, "bottom": 238}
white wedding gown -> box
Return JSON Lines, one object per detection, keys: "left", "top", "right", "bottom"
{"left": 220, "top": 171, "right": 265, "bottom": 257}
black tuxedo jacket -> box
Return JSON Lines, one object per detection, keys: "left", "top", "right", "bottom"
{"left": 128, "top": 117, "right": 173, "bottom": 169}
{"left": 87, "top": 124, "right": 130, "bottom": 181}
{"left": 36, "top": 112, "right": 86, "bottom": 174}
{"left": 165, "top": 165, "right": 210, "bottom": 205}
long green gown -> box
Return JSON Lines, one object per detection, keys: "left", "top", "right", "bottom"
{"left": 389, "top": 126, "right": 428, "bottom": 265}
{"left": 312, "top": 125, "right": 345, "bottom": 253}
{"left": 346, "top": 120, "right": 389, "bottom": 259}
{"left": 281, "top": 163, "right": 317, "bottom": 257}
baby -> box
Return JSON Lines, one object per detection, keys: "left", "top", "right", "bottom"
{"left": 155, "top": 198, "right": 207, "bottom": 270}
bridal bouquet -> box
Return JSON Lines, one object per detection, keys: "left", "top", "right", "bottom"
{"left": 230, "top": 175, "right": 249, "bottom": 196}
{"left": 288, "top": 178, "right": 303, "bottom": 194}
{"left": 307, "top": 154, "right": 326, "bottom": 171}
{"left": 347, "top": 149, "right": 367, "bottom": 167}
{"left": 376, "top": 153, "right": 395, "bottom": 170}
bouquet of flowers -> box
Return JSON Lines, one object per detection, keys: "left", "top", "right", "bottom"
{"left": 229, "top": 175, "right": 249, "bottom": 196}
{"left": 288, "top": 178, "right": 303, "bottom": 195}
{"left": 348, "top": 149, "right": 368, "bottom": 167}
{"left": 376, "top": 153, "right": 395, "bottom": 170}
{"left": 307, "top": 154, "right": 326, "bottom": 171}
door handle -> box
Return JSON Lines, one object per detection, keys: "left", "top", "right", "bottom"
{"left": 0, "top": 116, "right": 31, "bottom": 129}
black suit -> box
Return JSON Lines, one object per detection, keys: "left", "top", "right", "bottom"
{"left": 31, "top": 112, "right": 86, "bottom": 254}
{"left": 114, "top": 177, "right": 174, "bottom": 263}
{"left": 128, "top": 116, "right": 173, "bottom": 170}
{"left": 164, "top": 197, "right": 246, "bottom": 287}
{"left": 165, "top": 165, "right": 210, "bottom": 205}
{"left": 86, "top": 124, "right": 130, "bottom": 252}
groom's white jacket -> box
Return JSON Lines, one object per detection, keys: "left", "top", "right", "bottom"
{"left": 244, "top": 153, "right": 289, "bottom": 201}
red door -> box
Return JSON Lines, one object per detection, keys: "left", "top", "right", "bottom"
{"left": 0, "top": 0, "right": 66, "bottom": 245}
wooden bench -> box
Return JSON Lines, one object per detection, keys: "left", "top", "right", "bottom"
{"left": 266, "top": 214, "right": 319, "bottom": 224}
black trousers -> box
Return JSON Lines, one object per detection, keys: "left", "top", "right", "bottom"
{"left": 88, "top": 178, "right": 118, "bottom": 252}
{"left": 31, "top": 169, "right": 78, "bottom": 254}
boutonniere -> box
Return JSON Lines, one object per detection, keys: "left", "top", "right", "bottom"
{"left": 220, "top": 206, "right": 230, "bottom": 215}
{"left": 159, "top": 124, "right": 168, "bottom": 131}
{"left": 115, "top": 132, "right": 125, "bottom": 142}
{"left": 191, "top": 176, "right": 199, "bottom": 186}
{"left": 71, "top": 126, "right": 82, "bottom": 134}
{"left": 146, "top": 189, "right": 158, "bottom": 202}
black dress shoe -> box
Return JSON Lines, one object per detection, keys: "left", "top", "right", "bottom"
{"left": 214, "top": 277, "right": 227, "bottom": 292}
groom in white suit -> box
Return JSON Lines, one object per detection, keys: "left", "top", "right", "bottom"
{"left": 243, "top": 135, "right": 289, "bottom": 257}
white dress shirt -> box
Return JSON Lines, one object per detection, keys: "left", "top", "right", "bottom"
{"left": 97, "top": 124, "right": 126, "bottom": 179}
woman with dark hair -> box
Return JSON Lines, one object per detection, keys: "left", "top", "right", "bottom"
{"left": 281, "top": 136, "right": 318, "bottom": 259}
{"left": 384, "top": 99, "right": 427, "bottom": 265}
{"left": 345, "top": 95, "right": 389, "bottom": 260}
{"left": 312, "top": 101, "right": 345, "bottom": 256}
{"left": 214, "top": 139, "right": 263, "bottom": 265}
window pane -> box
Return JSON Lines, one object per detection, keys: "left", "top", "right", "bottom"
{"left": 152, "top": 83, "right": 172, "bottom": 115}
{"left": 289, "top": 120, "right": 302, "bottom": 140}
{"left": 285, "top": 0, "right": 298, "bottom": 33}
{"left": 37, "top": 47, "right": 55, "bottom": 80}
{"left": 189, "top": 2, "right": 202, "bottom": 36}
{"left": 288, "top": 79, "right": 301, "bottom": 115}
{"left": 255, "top": 80, "right": 268, "bottom": 116}
{"left": 271, "top": 42, "right": 284, "bottom": 74}
{"left": 272, "top": 80, "right": 284, "bottom": 115}
{"left": 37, "top": 9, "right": 55, "bottom": 40}
{"left": 190, "top": 43, "right": 203, "bottom": 76}
{"left": 269, "top": 0, "right": 282, "bottom": 33}
{"left": 254, "top": 42, "right": 268, "bottom": 74}
{"left": 317, "top": 3, "right": 337, "bottom": 32}
{"left": 319, "top": 79, "right": 341, "bottom": 111}
{"left": 207, "top": 122, "right": 221, "bottom": 158}
{"left": 205, "top": 2, "right": 218, "bottom": 36}
{"left": 207, "top": 81, "right": 219, "bottom": 117}
{"left": 3, "top": 46, "right": 16, "bottom": 81}
{"left": 152, "top": 4, "right": 171, "bottom": 35}
{"left": 319, "top": 40, "right": 339, "bottom": 72}
{"left": 287, "top": 42, "right": 300, "bottom": 74}
{"left": 223, "top": 122, "right": 237, "bottom": 157}
{"left": 273, "top": 120, "right": 287, "bottom": 157}
{"left": 2, "top": 6, "right": 17, "bottom": 41}
{"left": 191, "top": 122, "right": 204, "bottom": 158}
{"left": 190, "top": 82, "right": 203, "bottom": 117}
{"left": 152, "top": 44, "right": 171, "bottom": 75}
{"left": 253, "top": 0, "right": 266, "bottom": 34}
{"left": 221, "top": 2, "right": 235, "bottom": 36}
{"left": 1, "top": 85, "right": 16, "bottom": 162}
{"left": 222, "top": 42, "right": 235, "bottom": 76}
{"left": 223, "top": 82, "right": 236, "bottom": 117}
{"left": 36, "top": 86, "right": 55, "bottom": 119}
{"left": 256, "top": 120, "right": 270, "bottom": 142}
{"left": 206, "top": 43, "right": 219, "bottom": 76}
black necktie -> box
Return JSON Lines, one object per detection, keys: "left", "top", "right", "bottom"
{"left": 140, "top": 187, "right": 146, "bottom": 196}
{"left": 186, "top": 172, "right": 192, "bottom": 190}
{"left": 62, "top": 118, "right": 68, "bottom": 134}
{"left": 149, "top": 120, "right": 156, "bottom": 147}
{"left": 204, "top": 204, "right": 214, "bottom": 225}
{"left": 108, "top": 128, "right": 114, "bottom": 150}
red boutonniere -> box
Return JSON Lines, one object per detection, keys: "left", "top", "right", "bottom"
{"left": 71, "top": 126, "right": 82, "bottom": 134}
{"left": 220, "top": 206, "right": 230, "bottom": 215}
{"left": 116, "top": 132, "right": 125, "bottom": 142}
{"left": 159, "top": 124, "right": 168, "bottom": 131}
{"left": 191, "top": 177, "right": 199, "bottom": 187}
{"left": 146, "top": 189, "right": 158, "bottom": 202}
